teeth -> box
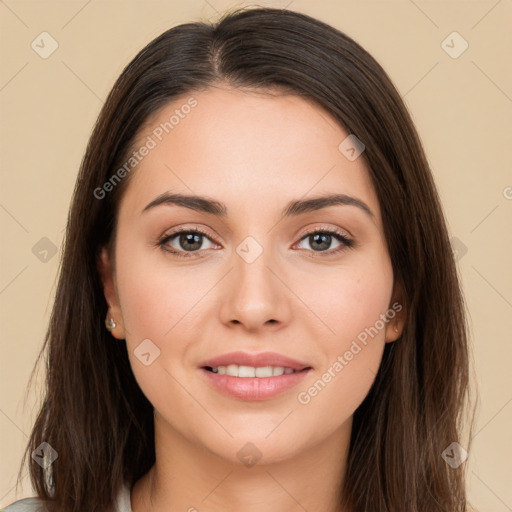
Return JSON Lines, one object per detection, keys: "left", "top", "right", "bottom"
{"left": 209, "top": 365, "right": 297, "bottom": 377}
{"left": 256, "top": 366, "right": 273, "bottom": 378}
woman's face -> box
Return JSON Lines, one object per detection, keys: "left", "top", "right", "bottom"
{"left": 99, "top": 86, "right": 404, "bottom": 465}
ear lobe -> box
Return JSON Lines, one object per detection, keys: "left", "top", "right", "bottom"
{"left": 97, "top": 247, "right": 125, "bottom": 339}
{"left": 385, "top": 279, "right": 407, "bottom": 343}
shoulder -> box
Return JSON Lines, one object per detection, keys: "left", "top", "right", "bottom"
{"left": 117, "top": 481, "right": 132, "bottom": 512}
{"left": 1, "top": 482, "right": 131, "bottom": 512}
{"left": 1, "top": 497, "right": 46, "bottom": 511}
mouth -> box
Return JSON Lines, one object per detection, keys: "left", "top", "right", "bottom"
{"left": 200, "top": 363, "right": 312, "bottom": 401}
{"left": 202, "top": 364, "right": 310, "bottom": 377}
{"left": 198, "top": 351, "right": 313, "bottom": 400}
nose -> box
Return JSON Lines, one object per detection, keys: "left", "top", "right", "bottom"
{"left": 218, "top": 242, "right": 292, "bottom": 332}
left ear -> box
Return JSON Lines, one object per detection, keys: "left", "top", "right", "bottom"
{"left": 384, "top": 278, "right": 407, "bottom": 343}
{"left": 97, "top": 246, "right": 126, "bottom": 340}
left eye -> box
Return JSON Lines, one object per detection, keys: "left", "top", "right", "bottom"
{"left": 295, "top": 230, "right": 352, "bottom": 253}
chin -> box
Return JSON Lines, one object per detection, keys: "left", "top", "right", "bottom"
{"left": 197, "top": 426, "right": 310, "bottom": 466}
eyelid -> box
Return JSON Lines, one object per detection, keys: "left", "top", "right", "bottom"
{"left": 297, "top": 224, "right": 352, "bottom": 241}
{"left": 158, "top": 226, "right": 219, "bottom": 252}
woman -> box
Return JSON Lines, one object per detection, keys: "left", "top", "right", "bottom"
{"left": 4, "top": 6, "right": 473, "bottom": 512}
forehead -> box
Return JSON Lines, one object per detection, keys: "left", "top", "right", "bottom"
{"left": 120, "top": 86, "right": 380, "bottom": 221}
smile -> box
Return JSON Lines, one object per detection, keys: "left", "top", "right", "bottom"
{"left": 204, "top": 365, "right": 299, "bottom": 377}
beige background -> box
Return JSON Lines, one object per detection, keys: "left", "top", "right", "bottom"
{"left": 1, "top": 0, "right": 511, "bottom": 510}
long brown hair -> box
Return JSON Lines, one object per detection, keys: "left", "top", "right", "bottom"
{"left": 16, "top": 6, "right": 474, "bottom": 511}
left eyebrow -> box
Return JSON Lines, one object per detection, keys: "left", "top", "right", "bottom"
{"left": 283, "top": 193, "right": 374, "bottom": 219}
{"left": 141, "top": 192, "right": 374, "bottom": 219}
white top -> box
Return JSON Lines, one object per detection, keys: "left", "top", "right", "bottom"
{"left": 1, "top": 482, "right": 132, "bottom": 512}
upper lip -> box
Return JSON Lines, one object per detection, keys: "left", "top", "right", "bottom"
{"left": 199, "top": 351, "right": 312, "bottom": 371}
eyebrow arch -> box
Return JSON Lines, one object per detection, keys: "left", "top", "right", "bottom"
{"left": 141, "top": 192, "right": 374, "bottom": 219}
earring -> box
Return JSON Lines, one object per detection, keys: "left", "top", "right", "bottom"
{"left": 105, "top": 317, "right": 117, "bottom": 331}
{"left": 394, "top": 325, "right": 399, "bottom": 333}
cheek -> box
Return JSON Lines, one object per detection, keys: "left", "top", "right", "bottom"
{"left": 115, "top": 245, "right": 198, "bottom": 340}
{"left": 113, "top": 242, "right": 223, "bottom": 395}
{"left": 310, "top": 246, "right": 394, "bottom": 347}
{"left": 114, "top": 251, "right": 195, "bottom": 407}
{"left": 294, "top": 252, "right": 393, "bottom": 420}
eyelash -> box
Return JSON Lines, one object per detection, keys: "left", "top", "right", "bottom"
{"left": 157, "top": 227, "right": 354, "bottom": 259}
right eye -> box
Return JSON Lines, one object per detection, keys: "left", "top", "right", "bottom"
{"left": 158, "top": 228, "right": 219, "bottom": 258}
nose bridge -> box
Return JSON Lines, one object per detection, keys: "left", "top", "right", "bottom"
{"left": 220, "top": 233, "right": 289, "bottom": 329}
{"left": 235, "top": 234, "right": 278, "bottom": 304}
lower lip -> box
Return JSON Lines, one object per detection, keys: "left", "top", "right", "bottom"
{"left": 200, "top": 368, "right": 311, "bottom": 401}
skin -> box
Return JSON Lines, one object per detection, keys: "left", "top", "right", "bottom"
{"left": 98, "top": 85, "right": 405, "bottom": 512}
